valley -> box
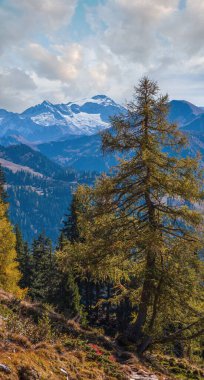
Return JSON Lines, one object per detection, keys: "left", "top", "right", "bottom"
{"left": 1, "top": 95, "right": 204, "bottom": 243}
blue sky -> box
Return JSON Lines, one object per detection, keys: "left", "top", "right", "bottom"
{"left": 0, "top": 0, "right": 204, "bottom": 111}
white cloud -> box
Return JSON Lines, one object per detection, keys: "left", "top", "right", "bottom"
{"left": 98, "top": 0, "right": 178, "bottom": 63}
{"left": 22, "top": 43, "right": 82, "bottom": 82}
{"left": 0, "top": 68, "right": 36, "bottom": 111}
{"left": 15, "top": 0, "right": 77, "bottom": 29}
{"left": 0, "top": 0, "right": 77, "bottom": 53}
{"left": 1, "top": 0, "right": 204, "bottom": 110}
{"left": 90, "top": 0, "right": 204, "bottom": 105}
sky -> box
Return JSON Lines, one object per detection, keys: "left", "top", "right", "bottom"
{"left": 0, "top": 0, "right": 204, "bottom": 111}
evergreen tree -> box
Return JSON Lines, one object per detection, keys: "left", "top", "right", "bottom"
{"left": 61, "top": 194, "right": 80, "bottom": 243}
{"left": 15, "top": 225, "right": 31, "bottom": 289}
{"left": 0, "top": 164, "right": 7, "bottom": 203}
{"left": 47, "top": 249, "right": 83, "bottom": 317}
{"left": 29, "top": 233, "right": 53, "bottom": 301}
{"left": 55, "top": 194, "right": 84, "bottom": 317}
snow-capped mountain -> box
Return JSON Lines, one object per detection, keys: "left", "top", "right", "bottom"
{"left": 2, "top": 97, "right": 204, "bottom": 243}
{"left": 36, "top": 100, "right": 204, "bottom": 171}
{"left": 2, "top": 97, "right": 204, "bottom": 172}
{"left": 1, "top": 96, "right": 204, "bottom": 147}
{"left": 0, "top": 95, "right": 124, "bottom": 144}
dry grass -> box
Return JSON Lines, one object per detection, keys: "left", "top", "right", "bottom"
{"left": 1, "top": 289, "right": 203, "bottom": 380}
{"left": 0, "top": 289, "right": 127, "bottom": 380}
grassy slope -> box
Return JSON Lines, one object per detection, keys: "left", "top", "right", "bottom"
{"left": 0, "top": 289, "right": 203, "bottom": 380}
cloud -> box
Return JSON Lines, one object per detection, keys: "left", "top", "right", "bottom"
{"left": 22, "top": 43, "right": 82, "bottom": 82}
{"left": 1, "top": 0, "right": 204, "bottom": 110}
{"left": 0, "top": 0, "right": 77, "bottom": 54}
{"left": 88, "top": 0, "right": 204, "bottom": 105}
{"left": 15, "top": 0, "right": 77, "bottom": 29}
{"left": 98, "top": 0, "right": 178, "bottom": 63}
{"left": 0, "top": 68, "right": 37, "bottom": 111}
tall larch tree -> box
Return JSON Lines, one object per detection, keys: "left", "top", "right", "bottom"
{"left": 101, "top": 77, "right": 204, "bottom": 351}
{"left": 72, "top": 78, "right": 204, "bottom": 353}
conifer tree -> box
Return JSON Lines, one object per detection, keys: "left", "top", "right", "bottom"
{"left": 15, "top": 225, "right": 31, "bottom": 289}
{"left": 0, "top": 166, "right": 24, "bottom": 297}
{"left": 72, "top": 78, "right": 204, "bottom": 352}
{"left": 0, "top": 164, "right": 7, "bottom": 203}
{"left": 55, "top": 194, "right": 85, "bottom": 317}
{"left": 29, "top": 233, "right": 53, "bottom": 301}
{"left": 61, "top": 194, "right": 80, "bottom": 243}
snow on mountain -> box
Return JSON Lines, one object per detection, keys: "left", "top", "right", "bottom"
{"left": 0, "top": 95, "right": 124, "bottom": 144}
{"left": 37, "top": 99, "right": 204, "bottom": 172}
{"left": 27, "top": 95, "right": 123, "bottom": 134}
{"left": 1, "top": 96, "right": 204, "bottom": 149}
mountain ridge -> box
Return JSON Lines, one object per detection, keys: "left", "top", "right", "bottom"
{"left": 1, "top": 96, "right": 204, "bottom": 147}
{"left": 1, "top": 96, "right": 204, "bottom": 241}
{"left": 0, "top": 144, "right": 96, "bottom": 243}
{"left": 0, "top": 95, "right": 125, "bottom": 144}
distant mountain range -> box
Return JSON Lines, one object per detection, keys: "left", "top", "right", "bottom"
{"left": 1, "top": 95, "right": 204, "bottom": 242}
{"left": 1, "top": 96, "right": 204, "bottom": 171}
{"left": 35, "top": 99, "right": 204, "bottom": 170}
{"left": 0, "top": 95, "right": 124, "bottom": 144}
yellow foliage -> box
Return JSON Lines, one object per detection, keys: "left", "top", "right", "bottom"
{"left": 0, "top": 201, "right": 25, "bottom": 298}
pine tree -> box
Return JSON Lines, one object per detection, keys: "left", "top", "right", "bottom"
{"left": 29, "top": 233, "right": 53, "bottom": 301}
{"left": 15, "top": 225, "right": 31, "bottom": 289}
{"left": 55, "top": 194, "right": 85, "bottom": 317}
{"left": 61, "top": 194, "right": 80, "bottom": 243}
{"left": 73, "top": 78, "right": 204, "bottom": 352}
{"left": 0, "top": 164, "right": 7, "bottom": 203}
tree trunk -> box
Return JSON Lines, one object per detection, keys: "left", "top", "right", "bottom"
{"left": 127, "top": 252, "right": 155, "bottom": 345}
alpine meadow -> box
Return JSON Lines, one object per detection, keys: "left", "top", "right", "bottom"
{"left": 0, "top": 1, "right": 204, "bottom": 379}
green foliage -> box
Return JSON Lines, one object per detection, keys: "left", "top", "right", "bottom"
{"left": 60, "top": 193, "right": 80, "bottom": 244}
{"left": 37, "top": 311, "right": 54, "bottom": 341}
{"left": 15, "top": 225, "right": 31, "bottom": 289}
{"left": 28, "top": 233, "right": 53, "bottom": 302}
{"left": 57, "top": 77, "right": 204, "bottom": 353}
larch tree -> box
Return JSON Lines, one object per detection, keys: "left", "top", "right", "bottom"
{"left": 72, "top": 78, "right": 204, "bottom": 353}
{"left": 0, "top": 166, "right": 24, "bottom": 297}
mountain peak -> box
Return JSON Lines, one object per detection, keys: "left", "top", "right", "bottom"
{"left": 66, "top": 94, "right": 117, "bottom": 108}
{"left": 41, "top": 100, "right": 53, "bottom": 106}
{"left": 92, "top": 94, "right": 110, "bottom": 100}
{"left": 1, "top": 97, "right": 203, "bottom": 145}
{"left": 168, "top": 99, "right": 204, "bottom": 126}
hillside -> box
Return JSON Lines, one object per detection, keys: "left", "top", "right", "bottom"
{"left": 38, "top": 134, "right": 117, "bottom": 171}
{"left": 1, "top": 289, "right": 203, "bottom": 380}
{"left": 0, "top": 144, "right": 96, "bottom": 243}
{"left": 0, "top": 144, "right": 68, "bottom": 179}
